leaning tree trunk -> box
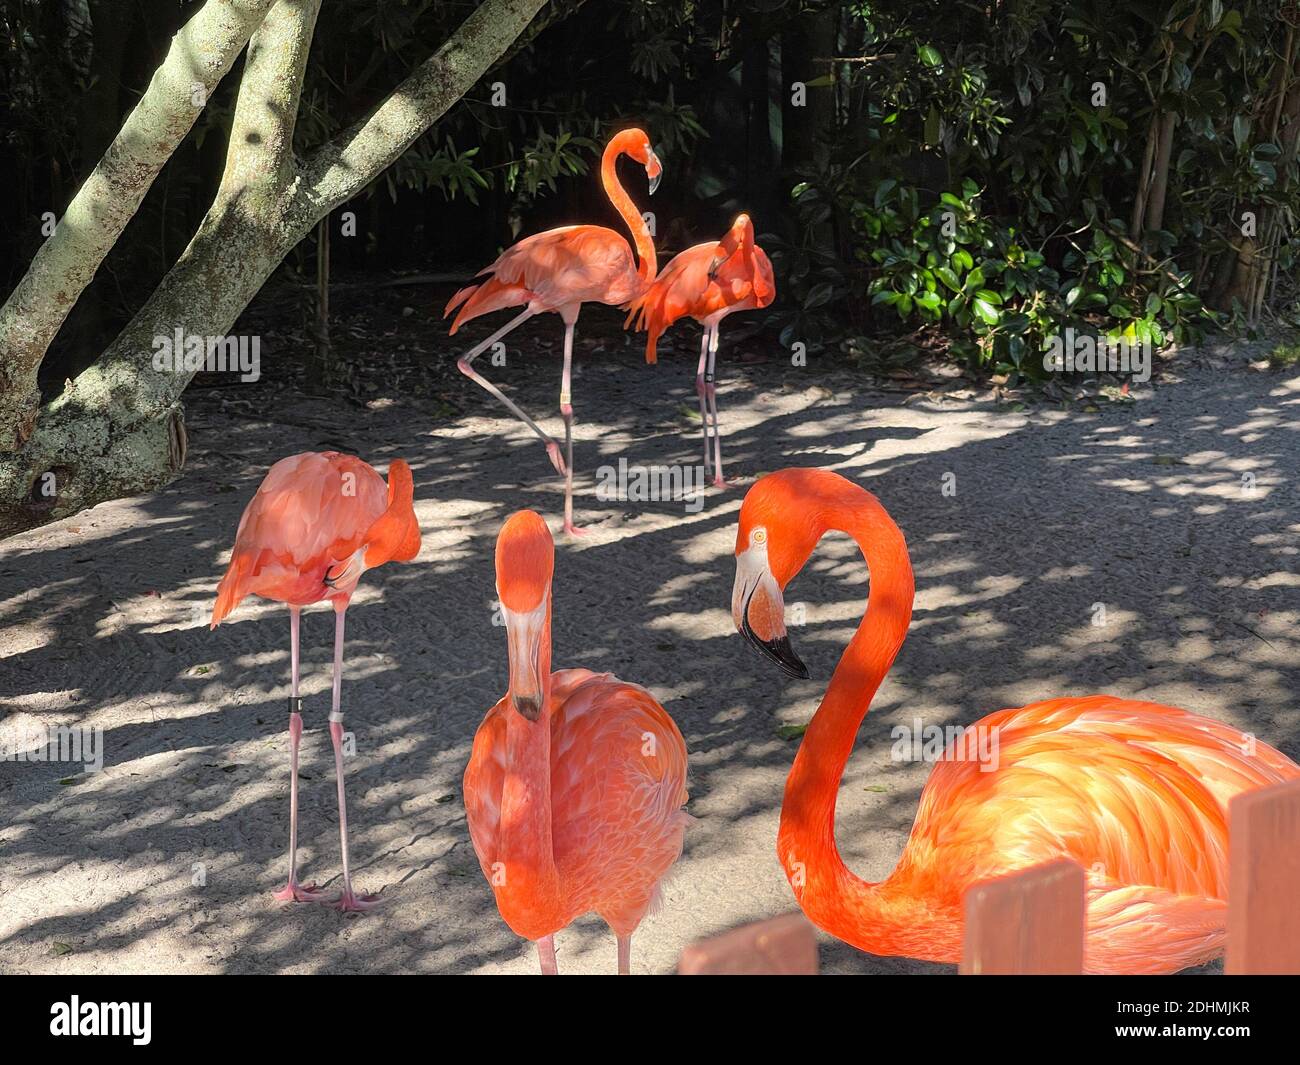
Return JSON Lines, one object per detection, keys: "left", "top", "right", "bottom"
{"left": 0, "top": 0, "right": 552, "bottom": 537}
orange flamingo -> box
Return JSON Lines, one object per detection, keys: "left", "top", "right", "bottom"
{"left": 463, "top": 510, "right": 689, "bottom": 973}
{"left": 626, "top": 213, "right": 774, "bottom": 487}
{"left": 445, "top": 128, "right": 662, "bottom": 535}
{"left": 731, "top": 467, "right": 1300, "bottom": 973}
{"left": 211, "top": 452, "right": 420, "bottom": 911}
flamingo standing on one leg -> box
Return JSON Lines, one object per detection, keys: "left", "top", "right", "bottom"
{"left": 211, "top": 452, "right": 421, "bottom": 911}
{"left": 445, "top": 128, "right": 662, "bottom": 535}
{"left": 463, "top": 510, "right": 689, "bottom": 974}
{"left": 730, "top": 467, "right": 1300, "bottom": 973}
{"left": 625, "top": 213, "right": 774, "bottom": 487}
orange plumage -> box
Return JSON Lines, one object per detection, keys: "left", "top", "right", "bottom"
{"left": 463, "top": 510, "right": 689, "bottom": 973}
{"left": 733, "top": 468, "right": 1300, "bottom": 974}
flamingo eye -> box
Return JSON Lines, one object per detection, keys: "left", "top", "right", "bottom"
{"left": 752, "top": 527, "right": 768, "bottom": 546}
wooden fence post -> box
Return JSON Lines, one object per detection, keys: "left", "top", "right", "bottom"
{"left": 1226, "top": 777, "right": 1300, "bottom": 974}
{"left": 960, "top": 859, "right": 1086, "bottom": 974}
{"left": 678, "top": 913, "right": 818, "bottom": 975}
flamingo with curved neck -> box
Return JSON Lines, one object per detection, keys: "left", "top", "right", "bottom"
{"left": 445, "top": 129, "right": 661, "bottom": 535}
{"left": 731, "top": 467, "right": 1300, "bottom": 974}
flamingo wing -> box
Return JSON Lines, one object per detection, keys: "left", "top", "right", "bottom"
{"left": 624, "top": 243, "right": 715, "bottom": 364}
{"left": 548, "top": 668, "right": 690, "bottom": 930}
{"left": 888, "top": 696, "right": 1298, "bottom": 970}
{"left": 446, "top": 226, "right": 639, "bottom": 332}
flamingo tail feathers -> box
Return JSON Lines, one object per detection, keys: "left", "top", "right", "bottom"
{"left": 444, "top": 276, "right": 529, "bottom": 335}
{"left": 211, "top": 554, "right": 253, "bottom": 629}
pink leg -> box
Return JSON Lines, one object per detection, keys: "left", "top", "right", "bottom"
{"left": 456, "top": 307, "right": 567, "bottom": 476}
{"left": 538, "top": 935, "right": 558, "bottom": 975}
{"left": 705, "top": 326, "right": 733, "bottom": 488}
{"left": 274, "top": 607, "right": 323, "bottom": 903}
{"left": 694, "top": 329, "right": 711, "bottom": 477}
{"left": 326, "top": 603, "right": 380, "bottom": 913}
{"left": 560, "top": 315, "right": 587, "bottom": 536}
{"left": 617, "top": 934, "right": 632, "bottom": 976}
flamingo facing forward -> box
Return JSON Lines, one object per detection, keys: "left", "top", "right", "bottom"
{"left": 626, "top": 213, "right": 774, "bottom": 486}
{"left": 212, "top": 452, "right": 421, "bottom": 911}
{"left": 730, "top": 467, "right": 1300, "bottom": 973}
{"left": 464, "top": 510, "right": 689, "bottom": 974}
{"left": 445, "top": 128, "right": 661, "bottom": 535}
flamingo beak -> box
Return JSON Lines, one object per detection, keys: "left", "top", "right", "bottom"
{"left": 732, "top": 549, "right": 810, "bottom": 681}
{"left": 646, "top": 150, "right": 663, "bottom": 195}
{"left": 502, "top": 599, "right": 547, "bottom": 721}
{"left": 707, "top": 252, "right": 727, "bottom": 280}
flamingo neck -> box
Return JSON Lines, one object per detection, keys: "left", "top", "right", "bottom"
{"left": 601, "top": 140, "right": 656, "bottom": 281}
{"left": 498, "top": 606, "right": 562, "bottom": 931}
{"left": 777, "top": 492, "right": 919, "bottom": 944}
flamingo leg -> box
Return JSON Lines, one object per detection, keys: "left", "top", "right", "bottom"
{"left": 705, "top": 325, "right": 729, "bottom": 488}
{"left": 694, "top": 329, "right": 711, "bottom": 477}
{"left": 274, "top": 606, "right": 323, "bottom": 904}
{"left": 538, "top": 935, "right": 559, "bottom": 975}
{"left": 327, "top": 602, "right": 380, "bottom": 913}
{"left": 617, "top": 934, "right": 632, "bottom": 976}
{"left": 559, "top": 317, "right": 586, "bottom": 536}
{"left": 456, "top": 308, "right": 567, "bottom": 476}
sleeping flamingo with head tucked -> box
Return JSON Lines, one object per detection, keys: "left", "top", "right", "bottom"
{"left": 464, "top": 510, "right": 689, "bottom": 974}
{"left": 626, "top": 213, "right": 774, "bottom": 487}
{"left": 731, "top": 466, "right": 1300, "bottom": 973}
{"left": 212, "top": 452, "right": 421, "bottom": 912}
{"left": 445, "top": 128, "right": 661, "bottom": 535}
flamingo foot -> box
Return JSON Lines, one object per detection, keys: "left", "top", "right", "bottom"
{"left": 273, "top": 880, "right": 325, "bottom": 904}
{"left": 711, "top": 474, "right": 740, "bottom": 490}
{"left": 563, "top": 520, "right": 588, "bottom": 537}
{"left": 545, "top": 440, "right": 567, "bottom": 476}
{"left": 331, "top": 889, "right": 383, "bottom": 914}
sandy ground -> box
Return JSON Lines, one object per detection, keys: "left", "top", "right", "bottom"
{"left": 1, "top": 316, "right": 1297, "bottom": 975}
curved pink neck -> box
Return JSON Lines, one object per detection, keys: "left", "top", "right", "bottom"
{"left": 777, "top": 492, "right": 915, "bottom": 931}
{"left": 601, "top": 138, "right": 656, "bottom": 280}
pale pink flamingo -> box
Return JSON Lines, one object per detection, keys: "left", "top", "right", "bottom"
{"left": 212, "top": 452, "right": 420, "bottom": 911}
{"left": 626, "top": 213, "right": 774, "bottom": 486}
{"left": 444, "top": 128, "right": 661, "bottom": 535}
{"left": 463, "top": 510, "right": 689, "bottom": 973}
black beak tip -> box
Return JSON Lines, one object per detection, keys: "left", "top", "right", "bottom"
{"left": 765, "top": 636, "right": 811, "bottom": 680}
{"left": 740, "top": 610, "right": 810, "bottom": 680}
{"left": 512, "top": 695, "right": 541, "bottom": 721}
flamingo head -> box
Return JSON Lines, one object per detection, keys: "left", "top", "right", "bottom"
{"left": 496, "top": 510, "right": 555, "bottom": 721}
{"left": 731, "top": 469, "right": 831, "bottom": 681}
{"left": 708, "top": 214, "right": 755, "bottom": 279}
{"left": 612, "top": 127, "right": 662, "bottom": 194}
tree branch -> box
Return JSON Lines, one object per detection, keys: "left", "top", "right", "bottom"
{"left": 296, "top": 0, "right": 550, "bottom": 217}
{"left": 0, "top": 0, "right": 278, "bottom": 452}
{"left": 222, "top": 0, "right": 322, "bottom": 193}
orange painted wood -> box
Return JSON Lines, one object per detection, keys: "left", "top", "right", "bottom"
{"left": 679, "top": 913, "right": 818, "bottom": 975}
{"left": 1226, "top": 777, "right": 1300, "bottom": 975}
{"left": 960, "top": 859, "right": 1085, "bottom": 974}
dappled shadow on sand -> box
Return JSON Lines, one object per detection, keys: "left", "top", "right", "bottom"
{"left": 0, "top": 302, "right": 1296, "bottom": 974}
